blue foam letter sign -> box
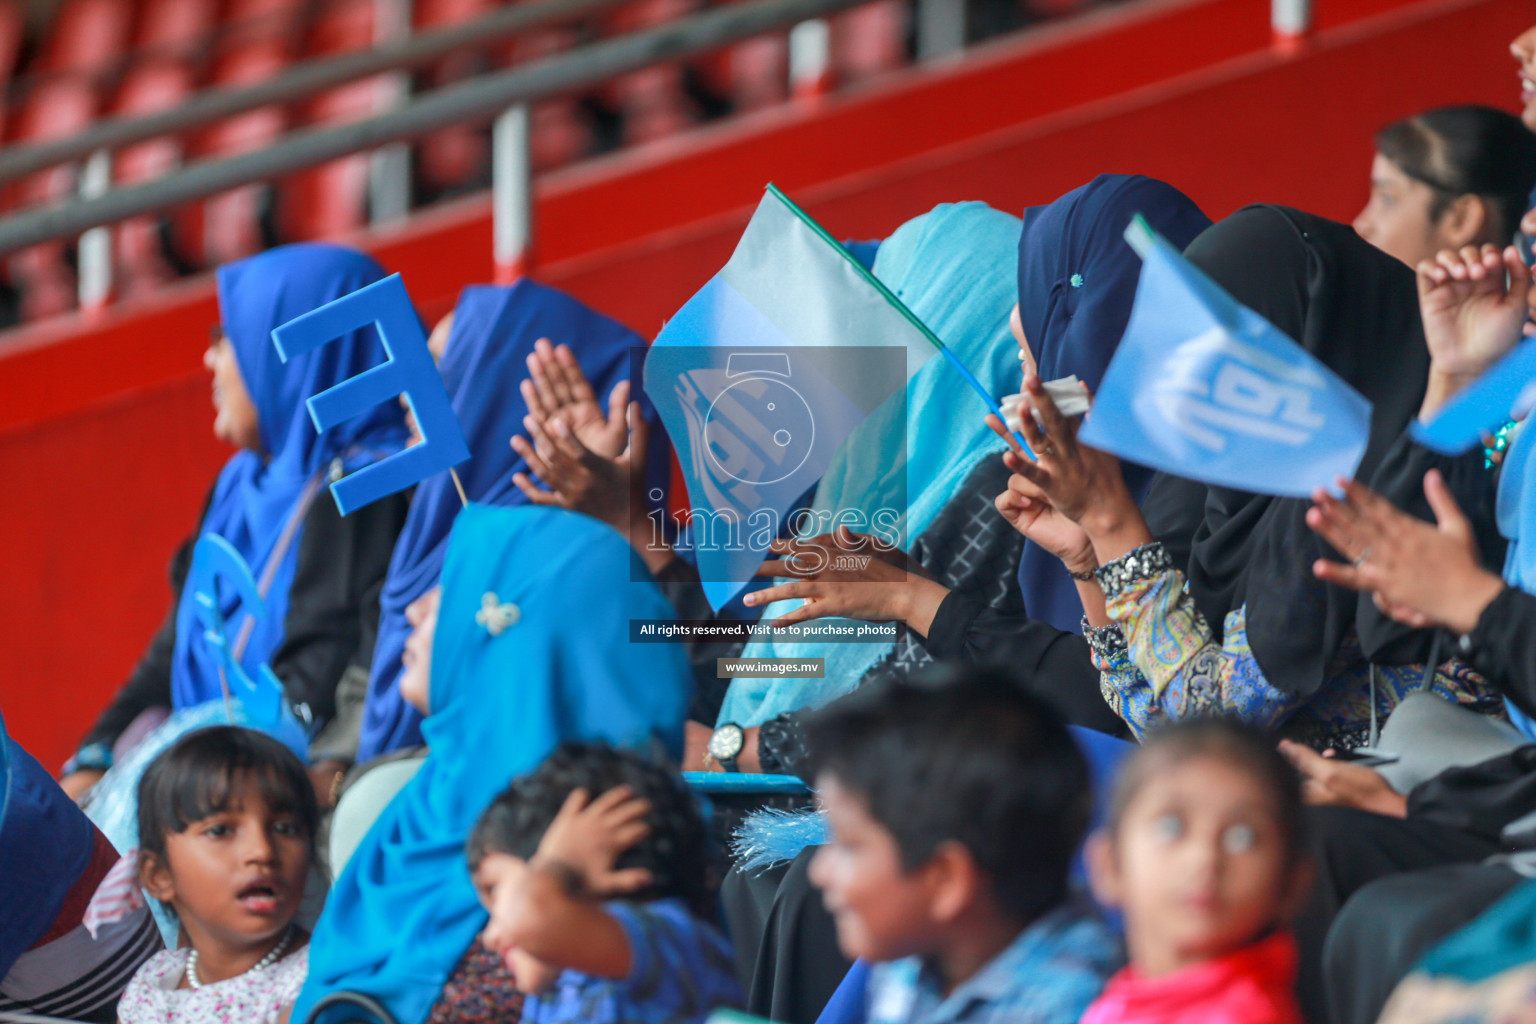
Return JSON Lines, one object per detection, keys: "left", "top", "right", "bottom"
{"left": 187, "top": 534, "right": 308, "bottom": 756}
{"left": 271, "top": 273, "right": 469, "bottom": 515}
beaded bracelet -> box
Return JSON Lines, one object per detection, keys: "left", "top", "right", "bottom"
{"left": 1093, "top": 542, "right": 1174, "bottom": 598}
{"left": 1080, "top": 616, "right": 1128, "bottom": 658}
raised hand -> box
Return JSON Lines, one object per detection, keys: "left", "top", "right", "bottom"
{"left": 533, "top": 786, "right": 654, "bottom": 897}
{"left": 989, "top": 413, "right": 1096, "bottom": 572}
{"left": 511, "top": 403, "right": 647, "bottom": 530}
{"left": 521, "top": 339, "right": 631, "bottom": 459}
{"left": 1002, "top": 375, "right": 1149, "bottom": 564}
{"left": 1306, "top": 470, "right": 1504, "bottom": 635}
{"left": 1417, "top": 244, "right": 1531, "bottom": 418}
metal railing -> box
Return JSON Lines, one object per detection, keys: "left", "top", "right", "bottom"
{"left": 0, "top": 0, "right": 1313, "bottom": 309}
{"left": 0, "top": 0, "right": 626, "bottom": 185}
{"left": 0, "top": 0, "right": 892, "bottom": 300}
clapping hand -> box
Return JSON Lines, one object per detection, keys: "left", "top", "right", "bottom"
{"left": 1306, "top": 471, "right": 1503, "bottom": 635}
{"left": 522, "top": 338, "right": 632, "bottom": 459}
{"left": 511, "top": 404, "right": 648, "bottom": 532}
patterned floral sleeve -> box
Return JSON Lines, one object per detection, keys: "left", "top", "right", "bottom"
{"left": 1081, "top": 618, "right": 1162, "bottom": 741}
{"left": 1092, "top": 543, "right": 1298, "bottom": 732}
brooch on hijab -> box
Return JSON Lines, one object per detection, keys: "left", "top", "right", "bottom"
{"left": 1070, "top": 273, "right": 1084, "bottom": 288}
{"left": 476, "top": 592, "right": 521, "bottom": 636}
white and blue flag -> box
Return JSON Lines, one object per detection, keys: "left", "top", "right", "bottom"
{"left": 1412, "top": 340, "right": 1536, "bottom": 454}
{"left": 1079, "top": 215, "right": 1372, "bottom": 498}
{"left": 644, "top": 185, "right": 1000, "bottom": 609}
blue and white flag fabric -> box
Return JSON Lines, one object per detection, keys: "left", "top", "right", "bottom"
{"left": 645, "top": 185, "right": 965, "bottom": 609}
{"left": 1412, "top": 340, "right": 1536, "bottom": 454}
{"left": 1079, "top": 215, "right": 1372, "bottom": 498}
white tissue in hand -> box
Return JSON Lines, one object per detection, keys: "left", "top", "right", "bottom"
{"left": 1000, "top": 375, "right": 1090, "bottom": 434}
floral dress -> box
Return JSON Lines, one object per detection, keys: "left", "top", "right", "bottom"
{"left": 117, "top": 944, "right": 308, "bottom": 1024}
{"left": 1083, "top": 542, "right": 1503, "bottom": 750}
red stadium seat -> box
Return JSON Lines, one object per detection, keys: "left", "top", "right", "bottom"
{"left": 282, "top": 0, "right": 382, "bottom": 241}
{"left": 112, "top": 63, "right": 194, "bottom": 296}
{"left": 194, "top": 0, "right": 306, "bottom": 266}
{"left": 507, "top": 25, "right": 593, "bottom": 173}
{"left": 2, "top": 0, "right": 131, "bottom": 319}
{"left": 109, "top": 0, "right": 216, "bottom": 297}
{"left": 135, "top": 0, "right": 218, "bottom": 54}
{"left": 831, "top": 0, "right": 908, "bottom": 84}
{"left": 605, "top": 0, "right": 700, "bottom": 144}
{"left": 0, "top": 1, "right": 25, "bottom": 141}
{"left": 40, "top": 0, "right": 134, "bottom": 74}
{"left": 5, "top": 78, "right": 100, "bottom": 319}
{"left": 413, "top": 0, "right": 496, "bottom": 195}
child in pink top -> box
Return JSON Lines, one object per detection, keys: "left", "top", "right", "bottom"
{"left": 1082, "top": 719, "right": 1313, "bottom": 1024}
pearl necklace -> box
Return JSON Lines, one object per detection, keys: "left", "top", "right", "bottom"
{"left": 186, "top": 925, "right": 295, "bottom": 990}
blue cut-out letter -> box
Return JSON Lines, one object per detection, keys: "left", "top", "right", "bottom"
{"left": 271, "top": 274, "right": 469, "bottom": 514}
{"left": 186, "top": 534, "right": 309, "bottom": 757}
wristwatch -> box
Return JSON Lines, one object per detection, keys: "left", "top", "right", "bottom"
{"left": 706, "top": 722, "right": 746, "bottom": 773}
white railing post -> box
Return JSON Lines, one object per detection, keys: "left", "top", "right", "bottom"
{"left": 788, "top": 18, "right": 831, "bottom": 98}
{"left": 493, "top": 103, "right": 532, "bottom": 283}
{"left": 916, "top": 0, "right": 964, "bottom": 62}
{"left": 370, "top": 0, "right": 414, "bottom": 225}
{"left": 1272, "top": 0, "right": 1310, "bottom": 48}
{"left": 78, "top": 149, "right": 112, "bottom": 311}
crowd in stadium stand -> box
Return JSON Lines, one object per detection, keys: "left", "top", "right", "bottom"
{"left": 8, "top": 12, "right": 1536, "bottom": 1024}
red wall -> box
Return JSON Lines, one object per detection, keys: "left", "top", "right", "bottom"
{"left": 2, "top": 0, "right": 1528, "bottom": 768}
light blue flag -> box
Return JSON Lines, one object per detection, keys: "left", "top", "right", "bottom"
{"left": 645, "top": 185, "right": 995, "bottom": 609}
{"left": 1079, "top": 215, "right": 1372, "bottom": 498}
{"left": 1412, "top": 340, "right": 1536, "bottom": 454}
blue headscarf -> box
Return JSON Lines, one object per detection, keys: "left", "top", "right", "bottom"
{"left": 1494, "top": 418, "right": 1536, "bottom": 738}
{"left": 1014, "top": 174, "right": 1211, "bottom": 632}
{"left": 720, "top": 202, "right": 1025, "bottom": 726}
{"left": 170, "top": 244, "right": 408, "bottom": 712}
{"left": 0, "top": 709, "right": 96, "bottom": 977}
{"left": 294, "top": 505, "right": 693, "bottom": 1024}
{"left": 357, "top": 281, "right": 664, "bottom": 761}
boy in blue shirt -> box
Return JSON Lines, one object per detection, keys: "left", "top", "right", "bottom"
{"left": 804, "top": 667, "right": 1123, "bottom": 1024}
{"left": 467, "top": 742, "right": 744, "bottom": 1024}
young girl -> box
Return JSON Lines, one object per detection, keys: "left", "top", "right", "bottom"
{"left": 117, "top": 726, "right": 318, "bottom": 1024}
{"left": 1083, "top": 719, "right": 1313, "bottom": 1024}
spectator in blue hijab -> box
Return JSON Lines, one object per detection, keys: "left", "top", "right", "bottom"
{"left": 294, "top": 504, "right": 694, "bottom": 1024}
{"left": 60, "top": 244, "right": 411, "bottom": 802}
{"left": 356, "top": 280, "right": 665, "bottom": 764}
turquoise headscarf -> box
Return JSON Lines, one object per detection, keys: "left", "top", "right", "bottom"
{"left": 294, "top": 505, "right": 693, "bottom": 1024}
{"left": 719, "top": 202, "right": 1024, "bottom": 726}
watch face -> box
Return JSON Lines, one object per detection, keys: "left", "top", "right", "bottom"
{"left": 708, "top": 723, "right": 745, "bottom": 761}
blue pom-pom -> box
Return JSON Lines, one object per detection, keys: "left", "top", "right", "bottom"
{"left": 731, "top": 807, "right": 827, "bottom": 874}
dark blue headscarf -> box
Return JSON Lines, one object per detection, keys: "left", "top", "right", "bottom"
{"left": 1014, "top": 174, "right": 1211, "bottom": 632}
{"left": 170, "top": 244, "right": 408, "bottom": 712}
{"left": 0, "top": 709, "right": 96, "bottom": 976}
{"left": 356, "top": 281, "right": 665, "bottom": 761}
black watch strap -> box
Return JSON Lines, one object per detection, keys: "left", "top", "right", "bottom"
{"left": 758, "top": 713, "right": 808, "bottom": 777}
